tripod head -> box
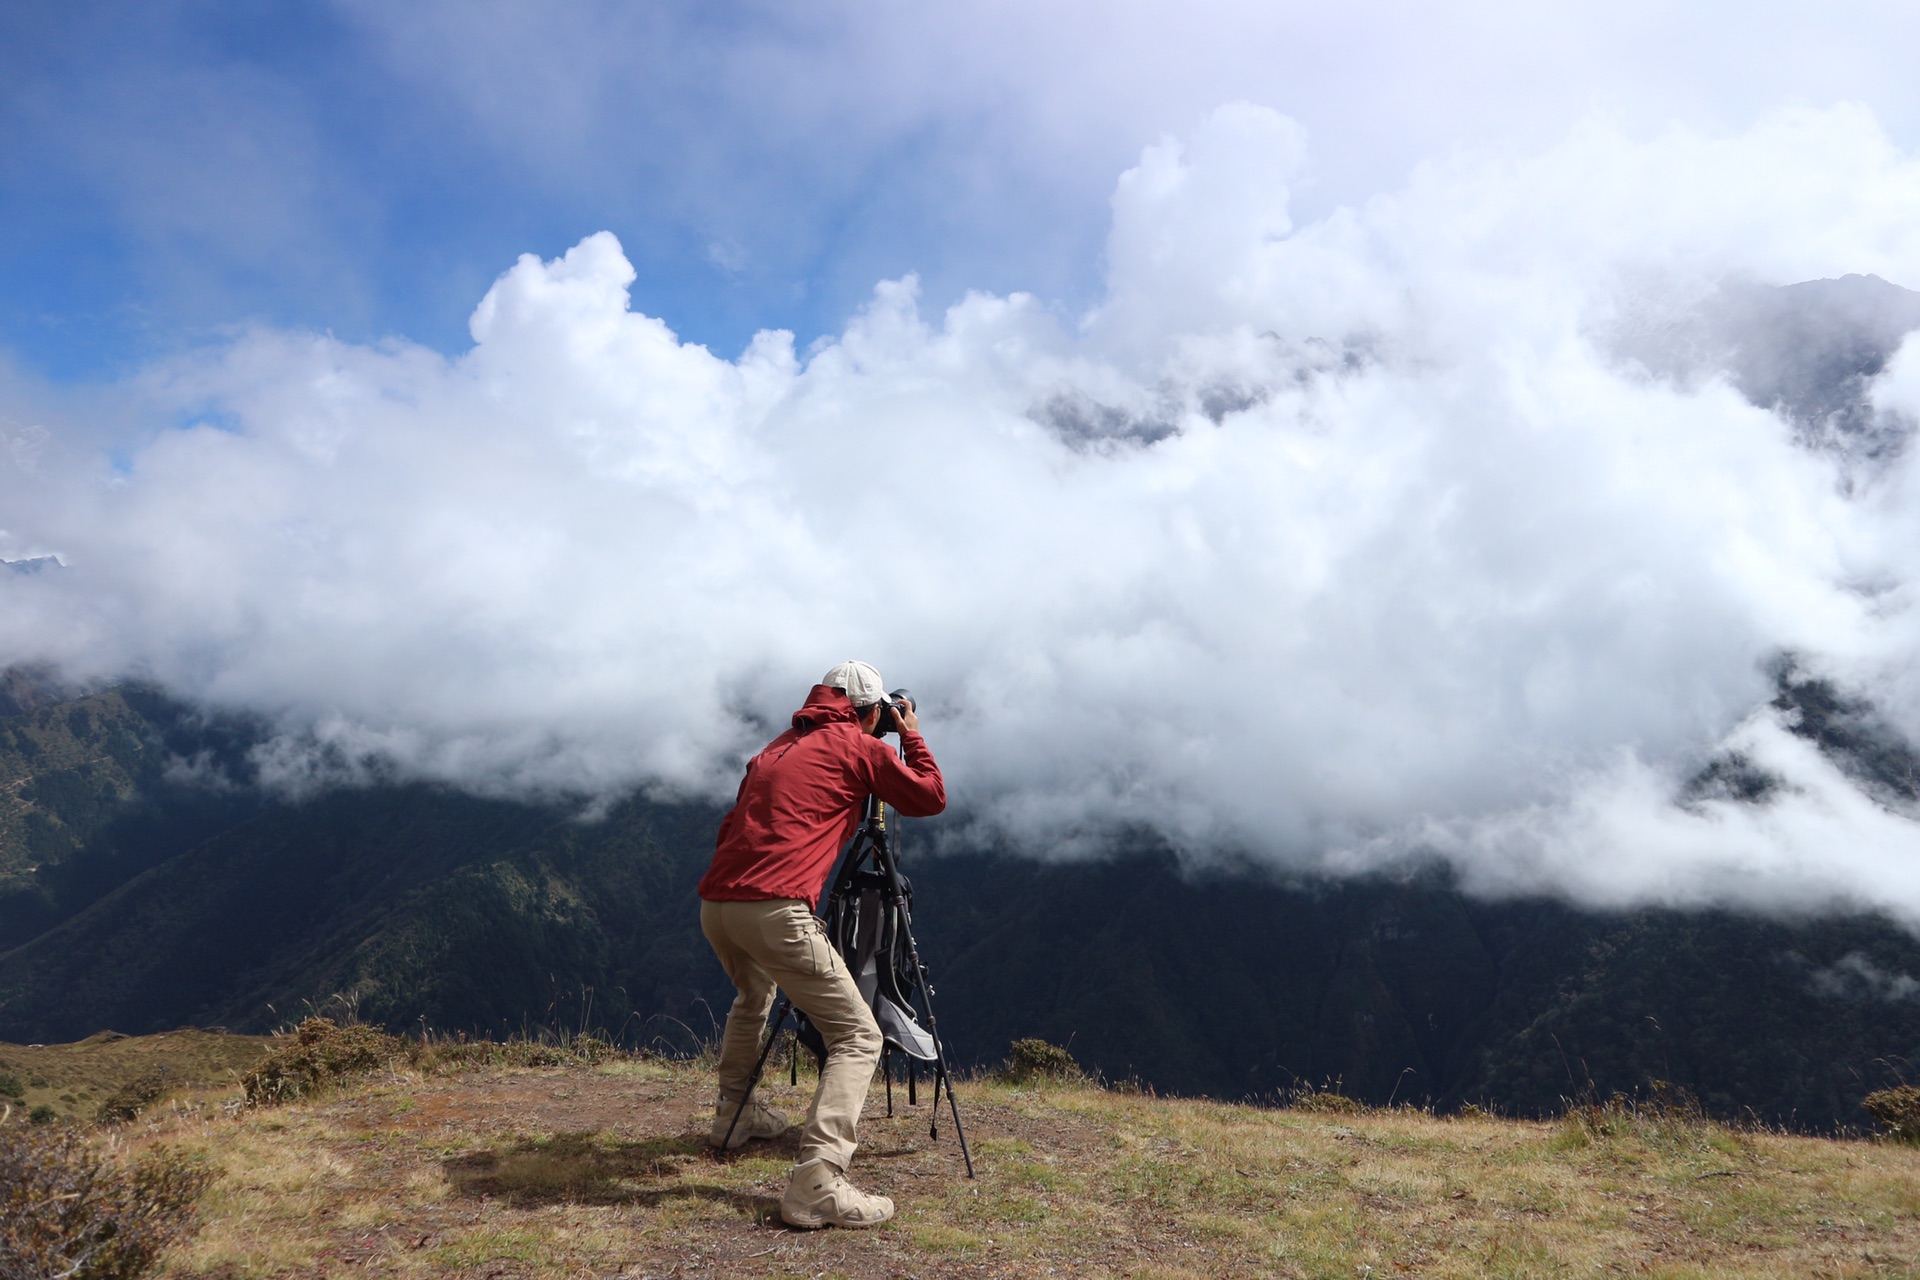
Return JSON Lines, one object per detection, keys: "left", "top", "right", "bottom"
{"left": 839, "top": 794, "right": 909, "bottom": 908}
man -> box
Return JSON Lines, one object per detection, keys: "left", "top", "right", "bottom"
{"left": 697, "top": 659, "right": 946, "bottom": 1229}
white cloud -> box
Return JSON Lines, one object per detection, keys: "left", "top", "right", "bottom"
{"left": 1807, "top": 950, "right": 1920, "bottom": 1001}
{"left": 7, "top": 103, "right": 1920, "bottom": 921}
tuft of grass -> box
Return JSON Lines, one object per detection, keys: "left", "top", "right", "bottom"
{"left": 1554, "top": 1082, "right": 1749, "bottom": 1167}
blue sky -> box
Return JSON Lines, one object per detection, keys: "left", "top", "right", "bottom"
{"left": 11, "top": 0, "right": 1920, "bottom": 380}
{"left": 2, "top": 0, "right": 1100, "bottom": 376}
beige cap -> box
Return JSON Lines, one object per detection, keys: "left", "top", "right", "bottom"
{"left": 822, "top": 660, "right": 887, "bottom": 707}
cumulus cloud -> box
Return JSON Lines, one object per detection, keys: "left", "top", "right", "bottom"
{"left": 8, "top": 103, "right": 1920, "bottom": 921}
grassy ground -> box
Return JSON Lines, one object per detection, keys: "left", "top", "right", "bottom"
{"left": 13, "top": 1032, "right": 1908, "bottom": 1279}
{"left": 0, "top": 1028, "right": 268, "bottom": 1123}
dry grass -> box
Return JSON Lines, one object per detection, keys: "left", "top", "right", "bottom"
{"left": 41, "top": 1045, "right": 1907, "bottom": 1279}
{"left": 9, "top": 1030, "right": 1918, "bottom": 1277}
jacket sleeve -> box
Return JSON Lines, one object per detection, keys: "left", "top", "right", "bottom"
{"left": 863, "top": 731, "right": 947, "bottom": 817}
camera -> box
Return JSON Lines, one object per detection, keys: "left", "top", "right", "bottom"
{"left": 874, "top": 688, "right": 914, "bottom": 736}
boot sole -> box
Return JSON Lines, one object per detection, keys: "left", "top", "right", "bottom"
{"left": 779, "top": 1209, "right": 892, "bottom": 1229}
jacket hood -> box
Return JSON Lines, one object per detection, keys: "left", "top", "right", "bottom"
{"left": 792, "top": 684, "right": 862, "bottom": 732}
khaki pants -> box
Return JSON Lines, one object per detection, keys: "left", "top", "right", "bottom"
{"left": 700, "top": 898, "right": 881, "bottom": 1172}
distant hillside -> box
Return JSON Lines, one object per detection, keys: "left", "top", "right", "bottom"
{"left": 1, "top": 679, "right": 1918, "bottom": 1131}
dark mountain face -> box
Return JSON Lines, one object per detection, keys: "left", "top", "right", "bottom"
{"left": 1, "top": 680, "right": 1918, "bottom": 1132}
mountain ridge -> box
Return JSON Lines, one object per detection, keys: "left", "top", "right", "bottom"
{"left": 1, "top": 678, "right": 1917, "bottom": 1131}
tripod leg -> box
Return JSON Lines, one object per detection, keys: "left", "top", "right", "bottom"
{"left": 884, "top": 1047, "right": 894, "bottom": 1117}
{"left": 942, "top": 1061, "right": 976, "bottom": 1178}
{"left": 718, "top": 996, "right": 790, "bottom": 1153}
{"left": 891, "top": 908, "right": 976, "bottom": 1177}
{"left": 910, "top": 997, "right": 974, "bottom": 1176}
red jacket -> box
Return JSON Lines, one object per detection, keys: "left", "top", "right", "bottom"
{"left": 698, "top": 685, "right": 947, "bottom": 906}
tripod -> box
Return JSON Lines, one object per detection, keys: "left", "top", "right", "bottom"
{"left": 719, "top": 795, "right": 975, "bottom": 1177}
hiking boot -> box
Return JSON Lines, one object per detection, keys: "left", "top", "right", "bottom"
{"left": 779, "top": 1158, "right": 895, "bottom": 1229}
{"left": 708, "top": 1094, "right": 789, "bottom": 1149}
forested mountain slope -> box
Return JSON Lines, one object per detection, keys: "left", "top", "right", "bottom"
{"left": 0, "top": 678, "right": 1917, "bottom": 1131}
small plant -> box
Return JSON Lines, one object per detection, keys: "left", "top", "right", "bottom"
{"left": 1001, "top": 1038, "right": 1081, "bottom": 1084}
{"left": 0, "top": 1125, "right": 212, "bottom": 1278}
{"left": 241, "top": 1018, "right": 407, "bottom": 1106}
{"left": 0, "top": 1071, "right": 23, "bottom": 1100}
{"left": 1862, "top": 1086, "right": 1920, "bottom": 1144}
{"left": 29, "top": 1105, "right": 58, "bottom": 1125}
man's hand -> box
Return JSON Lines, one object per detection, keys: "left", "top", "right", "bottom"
{"left": 892, "top": 699, "right": 921, "bottom": 734}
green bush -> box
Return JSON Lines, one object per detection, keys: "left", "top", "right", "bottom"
{"left": 0, "top": 1071, "right": 23, "bottom": 1100}
{"left": 0, "top": 1126, "right": 211, "bottom": 1279}
{"left": 1863, "top": 1086, "right": 1920, "bottom": 1144}
{"left": 28, "top": 1105, "right": 58, "bottom": 1125}
{"left": 1001, "top": 1038, "right": 1082, "bottom": 1084}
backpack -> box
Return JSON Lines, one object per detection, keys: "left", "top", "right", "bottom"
{"left": 792, "top": 842, "right": 941, "bottom": 1071}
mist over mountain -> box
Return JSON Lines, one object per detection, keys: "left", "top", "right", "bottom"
{"left": 7, "top": 106, "right": 1920, "bottom": 928}
{"left": 1613, "top": 271, "right": 1920, "bottom": 469}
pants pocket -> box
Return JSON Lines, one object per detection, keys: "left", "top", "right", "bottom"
{"left": 773, "top": 905, "right": 834, "bottom": 978}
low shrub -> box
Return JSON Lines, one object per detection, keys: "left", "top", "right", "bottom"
{"left": 0, "top": 1125, "right": 212, "bottom": 1279}
{"left": 95, "top": 1071, "right": 174, "bottom": 1126}
{"left": 1290, "top": 1088, "right": 1366, "bottom": 1115}
{"left": 0, "top": 1071, "right": 22, "bottom": 1100}
{"left": 1001, "top": 1038, "right": 1082, "bottom": 1085}
{"left": 241, "top": 1018, "right": 407, "bottom": 1106}
{"left": 1863, "top": 1086, "right": 1920, "bottom": 1144}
